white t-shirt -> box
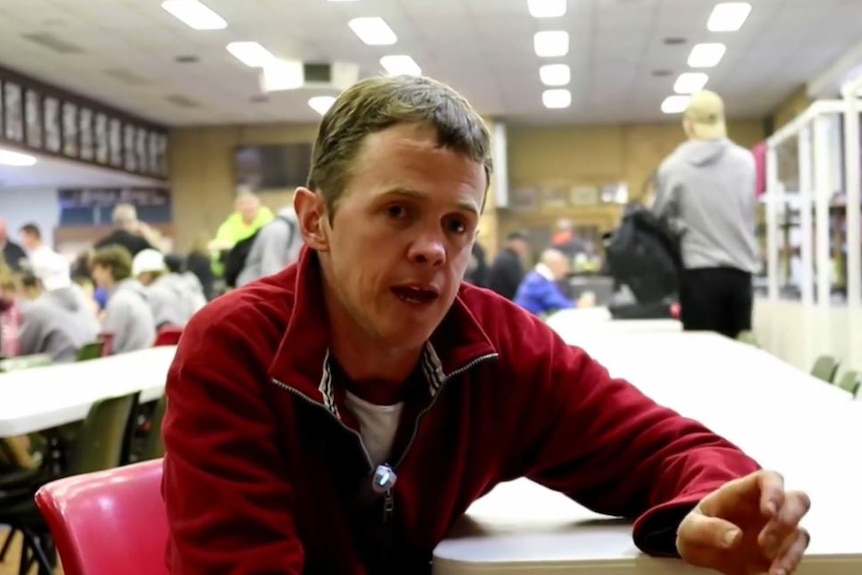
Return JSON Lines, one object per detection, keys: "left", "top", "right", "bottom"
{"left": 344, "top": 392, "right": 404, "bottom": 467}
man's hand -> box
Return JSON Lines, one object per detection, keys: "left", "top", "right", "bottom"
{"left": 676, "top": 471, "right": 811, "bottom": 575}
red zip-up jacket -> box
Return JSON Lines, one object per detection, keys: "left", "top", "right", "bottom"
{"left": 162, "top": 249, "right": 759, "bottom": 574}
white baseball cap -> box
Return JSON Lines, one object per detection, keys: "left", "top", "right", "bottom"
{"left": 33, "top": 253, "right": 72, "bottom": 291}
{"left": 132, "top": 249, "right": 167, "bottom": 277}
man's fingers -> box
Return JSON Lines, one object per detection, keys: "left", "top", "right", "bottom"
{"left": 758, "top": 491, "right": 811, "bottom": 555}
{"left": 769, "top": 529, "right": 810, "bottom": 575}
{"left": 677, "top": 512, "right": 742, "bottom": 555}
{"left": 758, "top": 471, "right": 786, "bottom": 517}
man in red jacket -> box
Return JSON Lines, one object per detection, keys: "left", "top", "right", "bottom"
{"left": 162, "top": 75, "right": 810, "bottom": 575}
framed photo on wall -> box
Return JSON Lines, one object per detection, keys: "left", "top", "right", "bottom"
{"left": 109, "top": 118, "right": 122, "bottom": 167}
{"left": 62, "top": 101, "right": 78, "bottom": 157}
{"left": 94, "top": 113, "right": 108, "bottom": 164}
{"left": 3, "top": 81, "right": 24, "bottom": 142}
{"left": 123, "top": 124, "right": 137, "bottom": 171}
{"left": 136, "top": 127, "right": 148, "bottom": 173}
{"left": 44, "top": 96, "right": 61, "bottom": 153}
{"left": 79, "top": 107, "right": 94, "bottom": 160}
{"left": 24, "top": 89, "right": 42, "bottom": 149}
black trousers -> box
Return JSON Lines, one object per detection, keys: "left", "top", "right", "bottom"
{"left": 680, "top": 267, "right": 753, "bottom": 339}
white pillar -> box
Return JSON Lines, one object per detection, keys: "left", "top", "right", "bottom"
{"left": 798, "top": 125, "right": 814, "bottom": 306}
{"left": 813, "top": 115, "right": 833, "bottom": 310}
{"left": 842, "top": 87, "right": 862, "bottom": 371}
{"left": 766, "top": 146, "right": 780, "bottom": 302}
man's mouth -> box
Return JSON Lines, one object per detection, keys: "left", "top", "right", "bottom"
{"left": 390, "top": 284, "right": 440, "bottom": 304}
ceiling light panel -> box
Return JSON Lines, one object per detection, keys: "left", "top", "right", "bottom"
{"left": 688, "top": 43, "right": 726, "bottom": 68}
{"left": 309, "top": 96, "right": 337, "bottom": 115}
{"left": 0, "top": 148, "right": 37, "bottom": 167}
{"left": 661, "top": 95, "right": 691, "bottom": 114}
{"left": 674, "top": 72, "right": 709, "bottom": 94}
{"left": 534, "top": 31, "right": 569, "bottom": 57}
{"left": 260, "top": 60, "right": 305, "bottom": 92}
{"left": 380, "top": 55, "right": 422, "bottom": 76}
{"left": 539, "top": 64, "right": 570, "bottom": 86}
{"left": 227, "top": 42, "right": 278, "bottom": 68}
{"left": 349, "top": 17, "right": 397, "bottom": 46}
{"left": 161, "top": 0, "right": 227, "bottom": 30}
{"left": 707, "top": 2, "right": 752, "bottom": 32}
{"left": 528, "top": 0, "right": 567, "bottom": 18}
{"left": 542, "top": 88, "right": 571, "bottom": 109}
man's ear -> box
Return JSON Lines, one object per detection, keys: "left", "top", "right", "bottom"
{"left": 294, "top": 187, "right": 329, "bottom": 252}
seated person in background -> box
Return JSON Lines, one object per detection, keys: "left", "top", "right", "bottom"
{"left": 18, "top": 253, "right": 100, "bottom": 363}
{"left": 164, "top": 253, "right": 208, "bottom": 312}
{"left": 163, "top": 75, "right": 809, "bottom": 575}
{"left": 132, "top": 249, "right": 201, "bottom": 328}
{"left": 91, "top": 246, "right": 156, "bottom": 354}
{"left": 210, "top": 189, "right": 275, "bottom": 276}
{"left": 487, "top": 230, "right": 530, "bottom": 300}
{"left": 94, "top": 203, "right": 157, "bottom": 257}
{"left": 0, "top": 257, "right": 21, "bottom": 358}
{"left": 514, "top": 248, "right": 577, "bottom": 315}
{"left": 235, "top": 206, "right": 303, "bottom": 287}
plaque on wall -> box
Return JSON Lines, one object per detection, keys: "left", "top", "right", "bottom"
{"left": 136, "top": 127, "right": 148, "bottom": 173}
{"left": 3, "top": 81, "right": 24, "bottom": 142}
{"left": 155, "top": 133, "right": 168, "bottom": 177}
{"left": 94, "top": 112, "right": 108, "bottom": 164}
{"left": 109, "top": 118, "right": 122, "bottom": 167}
{"left": 123, "top": 124, "right": 136, "bottom": 171}
{"left": 24, "top": 89, "right": 42, "bottom": 149}
{"left": 44, "top": 96, "right": 61, "bottom": 153}
{"left": 79, "top": 107, "right": 94, "bottom": 160}
{"left": 62, "top": 101, "right": 78, "bottom": 157}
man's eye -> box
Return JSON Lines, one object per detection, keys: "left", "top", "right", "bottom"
{"left": 446, "top": 218, "right": 468, "bottom": 234}
{"left": 386, "top": 205, "right": 407, "bottom": 218}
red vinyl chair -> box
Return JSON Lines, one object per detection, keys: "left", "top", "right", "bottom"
{"left": 153, "top": 325, "right": 183, "bottom": 347}
{"left": 34, "top": 459, "right": 168, "bottom": 575}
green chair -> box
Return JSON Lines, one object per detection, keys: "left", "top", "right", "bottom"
{"left": 140, "top": 394, "right": 168, "bottom": 461}
{"left": 76, "top": 341, "right": 105, "bottom": 362}
{"left": 837, "top": 370, "right": 861, "bottom": 397}
{"left": 811, "top": 355, "right": 840, "bottom": 383}
{"left": 0, "top": 392, "right": 138, "bottom": 574}
{"left": 736, "top": 331, "right": 759, "bottom": 347}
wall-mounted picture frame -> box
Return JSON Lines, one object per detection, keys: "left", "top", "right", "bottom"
{"left": 136, "top": 127, "right": 148, "bottom": 174}
{"left": 43, "top": 96, "right": 61, "bottom": 153}
{"left": 123, "top": 124, "right": 137, "bottom": 172}
{"left": 79, "top": 107, "right": 94, "bottom": 160}
{"left": 24, "top": 89, "right": 42, "bottom": 149}
{"left": 109, "top": 118, "right": 122, "bottom": 167}
{"left": 62, "top": 101, "right": 78, "bottom": 157}
{"left": 94, "top": 112, "right": 108, "bottom": 164}
{"left": 3, "top": 81, "right": 24, "bottom": 142}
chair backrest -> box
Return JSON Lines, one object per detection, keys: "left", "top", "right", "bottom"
{"left": 154, "top": 326, "right": 183, "bottom": 347}
{"left": 76, "top": 341, "right": 105, "bottom": 362}
{"left": 811, "top": 355, "right": 840, "bottom": 383}
{"left": 837, "top": 370, "right": 861, "bottom": 397}
{"left": 34, "top": 459, "right": 168, "bottom": 575}
{"left": 0, "top": 353, "right": 52, "bottom": 372}
{"left": 70, "top": 393, "right": 138, "bottom": 476}
{"left": 141, "top": 393, "right": 167, "bottom": 461}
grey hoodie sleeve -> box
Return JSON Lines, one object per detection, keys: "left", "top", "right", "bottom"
{"left": 18, "top": 306, "right": 47, "bottom": 357}
{"left": 652, "top": 162, "right": 678, "bottom": 219}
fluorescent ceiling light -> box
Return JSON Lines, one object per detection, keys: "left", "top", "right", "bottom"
{"left": 260, "top": 60, "right": 304, "bottom": 92}
{"left": 661, "top": 95, "right": 691, "bottom": 114}
{"left": 227, "top": 42, "right": 278, "bottom": 68}
{"left": 539, "top": 63, "right": 570, "bottom": 86}
{"left": 673, "top": 72, "right": 709, "bottom": 94}
{"left": 542, "top": 88, "right": 571, "bottom": 109}
{"left": 348, "top": 17, "right": 397, "bottom": 46}
{"left": 528, "top": 0, "right": 567, "bottom": 18}
{"left": 0, "top": 148, "right": 37, "bottom": 167}
{"left": 688, "top": 42, "right": 726, "bottom": 68}
{"left": 161, "top": 0, "right": 227, "bottom": 30}
{"left": 380, "top": 55, "right": 422, "bottom": 76}
{"left": 534, "top": 31, "right": 569, "bottom": 57}
{"left": 309, "top": 96, "right": 337, "bottom": 116}
{"left": 707, "top": 2, "right": 752, "bottom": 32}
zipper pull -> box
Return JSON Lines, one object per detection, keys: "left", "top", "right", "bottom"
{"left": 382, "top": 489, "right": 395, "bottom": 523}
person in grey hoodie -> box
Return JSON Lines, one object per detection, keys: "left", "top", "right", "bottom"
{"left": 91, "top": 245, "right": 156, "bottom": 354}
{"left": 653, "top": 90, "right": 759, "bottom": 339}
{"left": 133, "top": 249, "right": 204, "bottom": 327}
{"left": 235, "top": 206, "right": 302, "bottom": 287}
{"left": 18, "top": 254, "right": 101, "bottom": 362}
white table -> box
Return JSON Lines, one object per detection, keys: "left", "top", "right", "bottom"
{"left": 545, "top": 307, "right": 681, "bottom": 346}
{"left": 433, "top": 332, "right": 860, "bottom": 574}
{"left": 0, "top": 346, "right": 176, "bottom": 436}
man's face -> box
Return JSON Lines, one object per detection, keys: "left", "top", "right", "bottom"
{"left": 235, "top": 196, "right": 260, "bottom": 224}
{"left": 19, "top": 231, "right": 37, "bottom": 250}
{"left": 91, "top": 264, "right": 111, "bottom": 288}
{"left": 299, "top": 122, "right": 487, "bottom": 351}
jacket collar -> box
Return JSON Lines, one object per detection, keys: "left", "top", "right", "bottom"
{"left": 268, "top": 248, "right": 498, "bottom": 416}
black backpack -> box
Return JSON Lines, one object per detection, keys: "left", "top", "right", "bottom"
{"left": 602, "top": 207, "right": 683, "bottom": 304}
{"left": 222, "top": 216, "right": 296, "bottom": 288}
